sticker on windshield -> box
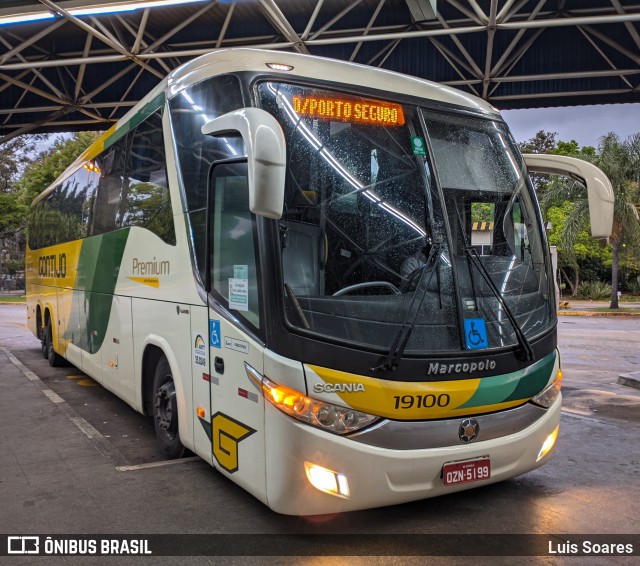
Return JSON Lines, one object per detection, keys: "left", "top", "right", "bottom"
{"left": 411, "top": 136, "right": 427, "bottom": 156}
{"left": 229, "top": 265, "right": 249, "bottom": 311}
{"left": 464, "top": 318, "right": 488, "bottom": 350}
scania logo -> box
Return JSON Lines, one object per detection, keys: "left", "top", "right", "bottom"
{"left": 459, "top": 418, "right": 480, "bottom": 443}
{"left": 313, "top": 383, "right": 365, "bottom": 394}
{"left": 427, "top": 359, "right": 497, "bottom": 376}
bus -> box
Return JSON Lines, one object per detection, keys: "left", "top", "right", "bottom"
{"left": 26, "top": 48, "right": 614, "bottom": 515}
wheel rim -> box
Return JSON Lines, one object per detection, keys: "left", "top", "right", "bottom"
{"left": 154, "top": 379, "right": 178, "bottom": 438}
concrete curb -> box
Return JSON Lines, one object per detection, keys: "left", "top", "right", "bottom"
{"left": 618, "top": 372, "right": 640, "bottom": 390}
{"left": 558, "top": 310, "right": 640, "bottom": 317}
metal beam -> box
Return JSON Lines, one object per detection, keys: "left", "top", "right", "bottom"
{"left": 377, "top": 38, "right": 402, "bottom": 68}
{"left": 491, "top": 0, "right": 547, "bottom": 76}
{"left": 434, "top": 12, "right": 482, "bottom": 77}
{"left": 309, "top": 0, "right": 364, "bottom": 41}
{"left": 37, "top": 0, "right": 165, "bottom": 79}
{"left": 116, "top": 15, "right": 172, "bottom": 74}
{"left": 499, "top": 0, "right": 530, "bottom": 24}
{"left": 302, "top": 0, "right": 325, "bottom": 40}
{"left": 259, "top": 0, "right": 309, "bottom": 54}
{"left": 489, "top": 27, "right": 546, "bottom": 97}
{"left": 581, "top": 25, "right": 640, "bottom": 66}
{"left": 428, "top": 38, "right": 481, "bottom": 96}
{"left": 0, "top": 19, "right": 66, "bottom": 65}
{"left": 610, "top": 0, "right": 640, "bottom": 51}
{"left": 216, "top": 2, "right": 236, "bottom": 48}
{"left": 349, "top": 0, "right": 385, "bottom": 62}
{"left": 428, "top": 37, "right": 481, "bottom": 79}
{"left": 0, "top": 106, "right": 80, "bottom": 144}
{"left": 0, "top": 101, "right": 137, "bottom": 115}
{"left": 133, "top": 8, "right": 150, "bottom": 55}
{"left": 490, "top": 88, "right": 632, "bottom": 102}
{"left": 0, "top": 36, "right": 65, "bottom": 100}
{"left": 577, "top": 26, "right": 635, "bottom": 90}
{"left": 467, "top": 0, "right": 488, "bottom": 24}
{"left": 139, "top": 0, "right": 219, "bottom": 56}
{"left": 75, "top": 33, "right": 93, "bottom": 101}
{"left": 498, "top": 12, "right": 640, "bottom": 30}
{"left": 482, "top": 0, "right": 498, "bottom": 98}
{"left": 444, "top": 0, "right": 484, "bottom": 25}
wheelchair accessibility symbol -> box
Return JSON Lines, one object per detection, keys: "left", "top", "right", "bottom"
{"left": 464, "top": 318, "right": 488, "bottom": 350}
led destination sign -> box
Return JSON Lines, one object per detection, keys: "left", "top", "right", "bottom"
{"left": 292, "top": 95, "right": 405, "bottom": 126}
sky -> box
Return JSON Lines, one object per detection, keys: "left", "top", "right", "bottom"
{"left": 502, "top": 103, "right": 640, "bottom": 149}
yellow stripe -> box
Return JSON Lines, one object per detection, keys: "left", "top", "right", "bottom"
{"left": 307, "top": 364, "right": 482, "bottom": 420}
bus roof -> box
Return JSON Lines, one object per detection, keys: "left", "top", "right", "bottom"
{"left": 33, "top": 48, "right": 499, "bottom": 206}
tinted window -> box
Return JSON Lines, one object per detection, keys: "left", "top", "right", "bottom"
{"left": 170, "top": 75, "right": 244, "bottom": 211}
{"left": 28, "top": 110, "right": 174, "bottom": 249}
{"left": 120, "top": 110, "right": 175, "bottom": 244}
{"left": 92, "top": 140, "right": 126, "bottom": 235}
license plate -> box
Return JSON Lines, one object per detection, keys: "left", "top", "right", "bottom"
{"left": 442, "top": 458, "right": 491, "bottom": 486}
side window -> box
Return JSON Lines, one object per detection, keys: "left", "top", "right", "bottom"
{"left": 209, "top": 161, "right": 261, "bottom": 330}
{"left": 120, "top": 110, "right": 175, "bottom": 244}
{"left": 170, "top": 74, "right": 244, "bottom": 211}
{"left": 92, "top": 139, "right": 126, "bottom": 235}
{"left": 169, "top": 74, "right": 245, "bottom": 281}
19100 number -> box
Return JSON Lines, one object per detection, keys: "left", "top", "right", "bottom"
{"left": 393, "top": 393, "right": 451, "bottom": 410}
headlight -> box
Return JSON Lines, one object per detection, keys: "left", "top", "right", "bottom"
{"left": 245, "top": 364, "right": 380, "bottom": 435}
{"left": 530, "top": 368, "right": 562, "bottom": 408}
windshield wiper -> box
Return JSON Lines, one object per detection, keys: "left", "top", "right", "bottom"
{"left": 373, "top": 242, "right": 442, "bottom": 372}
{"left": 465, "top": 247, "right": 534, "bottom": 361}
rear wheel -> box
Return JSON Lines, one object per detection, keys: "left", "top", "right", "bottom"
{"left": 45, "top": 319, "right": 64, "bottom": 367}
{"left": 40, "top": 324, "right": 48, "bottom": 359}
{"left": 152, "top": 356, "right": 185, "bottom": 459}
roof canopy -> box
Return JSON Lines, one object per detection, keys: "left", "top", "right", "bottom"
{"left": 1, "top": 0, "right": 639, "bottom": 142}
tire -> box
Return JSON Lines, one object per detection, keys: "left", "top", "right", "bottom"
{"left": 152, "top": 356, "right": 185, "bottom": 460}
{"left": 45, "top": 319, "right": 64, "bottom": 367}
{"left": 40, "top": 324, "right": 48, "bottom": 359}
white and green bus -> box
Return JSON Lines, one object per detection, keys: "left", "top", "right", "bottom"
{"left": 26, "top": 48, "right": 614, "bottom": 515}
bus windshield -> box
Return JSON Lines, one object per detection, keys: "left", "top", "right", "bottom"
{"left": 258, "top": 81, "right": 555, "bottom": 354}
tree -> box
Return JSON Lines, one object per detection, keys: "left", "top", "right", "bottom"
{"left": 0, "top": 132, "right": 101, "bottom": 282}
{"left": 17, "top": 131, "right": 100, "bottom": 207}
{"left": 540, "top": 133, "right": 640, "bottom": 308}
{"left": 595, "top": 133, "right": 640, "bottom": 307}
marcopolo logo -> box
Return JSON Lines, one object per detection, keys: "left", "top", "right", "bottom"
{"left": 38, "top": 253, "right": 66, "bottom": 278}
{"left": 427, "top": 359, "right": 497, "bottom": 376}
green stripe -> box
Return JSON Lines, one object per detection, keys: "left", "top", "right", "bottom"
{"left": 457, "top": 351, "right": 556, "bottom": 409}
{"left": 103, "top": 91, "right": 165, "bottom": 151}
{"left": 65, "top": 229, "right": 130, "bottom": 354}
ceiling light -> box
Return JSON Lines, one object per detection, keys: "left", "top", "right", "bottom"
{"left": 0, "top": 0, "right": 209, "bottom": 26}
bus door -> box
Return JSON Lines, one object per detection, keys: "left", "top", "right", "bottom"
{"left": 205, "top": 160, "right": 267, "bottom": 498}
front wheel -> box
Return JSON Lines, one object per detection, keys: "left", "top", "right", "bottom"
{"left": 152, "top": 356, "right": 185, "bottom": 460}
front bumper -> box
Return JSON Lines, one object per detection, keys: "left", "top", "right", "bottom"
{"left": 264, "top": 395, "right": 562, "bottom": 515}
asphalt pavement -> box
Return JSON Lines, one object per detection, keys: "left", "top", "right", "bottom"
{"left": 0, "top": 303, "right": 639, "bottom": 564}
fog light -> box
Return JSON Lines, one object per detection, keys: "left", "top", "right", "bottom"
{"left": 536, "top": 425, "right": 559, "bottom": 462}
{"left": 304, "top": 462, "right": 350, "bottom": 498}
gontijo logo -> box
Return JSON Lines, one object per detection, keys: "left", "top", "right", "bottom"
{"left": 38, "top": 253, "right": 66, "bottom": 278}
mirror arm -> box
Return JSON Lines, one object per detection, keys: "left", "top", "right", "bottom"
{"left": 202, "top": 108, "right": 286, "bottom": 219}
{"left": 522, "top": 153, "right": 614, "bottom": 239}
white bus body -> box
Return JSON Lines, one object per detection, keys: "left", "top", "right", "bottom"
{"left": 26, "top": 49, "right": 613, "bottom": 515}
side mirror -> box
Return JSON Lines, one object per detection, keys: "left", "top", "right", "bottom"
{"left": 202, "top": 108, "right": 286, "bottom": 219}
{"left": 522, "top": 153, "right": 614, "bottom": 239}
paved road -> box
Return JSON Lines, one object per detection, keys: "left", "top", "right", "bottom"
{"left": 1, "top": 305, "right": 639, "bottom": 564}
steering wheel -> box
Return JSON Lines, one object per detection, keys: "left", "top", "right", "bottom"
{"left": 332, "top": 281, "right": 401, "bottom": 297}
